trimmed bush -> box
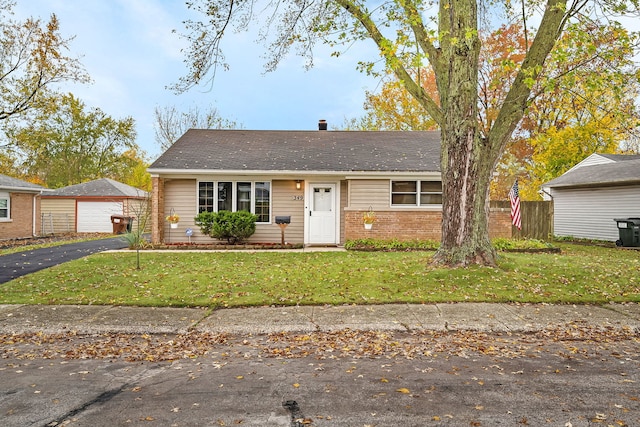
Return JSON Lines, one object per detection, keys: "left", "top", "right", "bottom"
{"left": 195, "top": 210, "right": 257, "bottom": 244}
{"left": 194, "top": 211, "right": 217, "bottom": 236}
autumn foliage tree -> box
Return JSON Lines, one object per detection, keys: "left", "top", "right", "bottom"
{"left": 0, "top": 2, "right": 150, "bottom": 191}
{"left": 344, "top": 69, "right": 439, "bottom": 131}
{"left": 0, "top": 1, "right": 89, "bottom": 126}
{"left": 175, "top": 0, "right": 640, "bottom": 266}
{"left": 347, "top": 23, "right": 640, "bottom": 201}
{"left": 496, "top": 22, "right": 640, "bottom": 200}
{"left": 5, "top": 93, "right": 142, "bottom": 188}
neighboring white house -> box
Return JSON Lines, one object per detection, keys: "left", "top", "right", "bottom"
{"left": 543, "top": 153, "right": 640, "bottom": 241}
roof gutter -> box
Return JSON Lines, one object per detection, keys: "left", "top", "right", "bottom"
{"left": 0, "top": 186, "right": 52, "bottom": 193}
{"left": 545, "top": 179, "right": 640, "bottom": 190}
{"left": 147, "top": 169, "right": 440, "bottom": 177}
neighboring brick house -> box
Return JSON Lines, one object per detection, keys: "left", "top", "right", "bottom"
{"left": 148, "top": 124, "right": 512, "bottom": 245}
{"left": 0, "top": 174, "right": 47, "bottom": 240}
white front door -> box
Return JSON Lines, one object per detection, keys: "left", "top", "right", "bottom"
{"left": 307, "top": 183, "right": 337, "bottom": 244}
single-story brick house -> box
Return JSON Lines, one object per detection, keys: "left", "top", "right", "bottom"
{"left": 543, "top": 153, "right": 640, "bottom": 241}
{"left": 41, "top": 178, "right": 149, "bottom": 234}
{"left": 0, "top": 174, "right": 47, "bottom": 240}
{"left": 148, "top": 125, "right": 512, "bottom": 245}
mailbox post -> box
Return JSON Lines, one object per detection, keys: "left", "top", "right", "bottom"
{"left": 275, "top": 216, "right": 291, "bottom": 245}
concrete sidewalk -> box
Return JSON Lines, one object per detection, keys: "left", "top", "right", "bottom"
{"left": 1, "top": 303, "right": 639, "bottom": 335}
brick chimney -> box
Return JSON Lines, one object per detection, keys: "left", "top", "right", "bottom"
{"left": 318, "top": 119, "right": 327, "bottom": 131}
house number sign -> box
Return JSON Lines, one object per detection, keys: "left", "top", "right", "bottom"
{"left": 292, "top": 195, "right": 304, "bottom": 201}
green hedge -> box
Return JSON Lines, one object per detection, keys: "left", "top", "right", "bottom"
{"left": 195, "top": 210, "right": 257, "bottom": 244}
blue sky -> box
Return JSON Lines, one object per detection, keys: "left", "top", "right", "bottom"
{"left": 13, "top": 0, "right": 380, "bottom": 159}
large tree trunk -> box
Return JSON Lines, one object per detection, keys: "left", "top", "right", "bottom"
{"left": 434, "top": 131, "right": 497, "bottom": 266}
{"left": 431, "top": 0, "right": 497, "bottom": 266}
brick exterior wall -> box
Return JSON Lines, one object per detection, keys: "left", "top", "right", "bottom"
{"left": 151, "top": 177, "right": 165, "bottom": 244}
{"left": 488, "top": 207, "right": 513, "bottom": 239}
{"left": 345, "top": 209, "right": 512, "bottom": 241}
{"left": 0, "top": 193, "right": 41, "bottom": 240}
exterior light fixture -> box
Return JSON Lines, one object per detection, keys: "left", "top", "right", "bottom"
{"left": 295, "top": 180, "right": 302, "bottom": 190}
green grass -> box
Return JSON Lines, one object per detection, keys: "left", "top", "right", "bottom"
{"left": 1, "top": 243, "right": 638, "bottom": 307}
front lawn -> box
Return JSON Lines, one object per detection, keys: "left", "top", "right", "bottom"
{"left": 1, "top": 244, "right": 638, "bottom": 307}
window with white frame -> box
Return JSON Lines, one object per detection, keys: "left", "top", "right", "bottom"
{"left": 198, "top": 181, "right": 271, "bottom": 223}
{"left": 0, "top": 192, "right": 9, "bottom": 220}
{"left": 391, "top": 181, "right": 442, "bottom": 206}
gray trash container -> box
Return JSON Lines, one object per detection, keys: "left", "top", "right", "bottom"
{"left": 613, "top": 218, "right": 640, "bottom": 247}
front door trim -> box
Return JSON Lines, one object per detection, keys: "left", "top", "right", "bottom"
{"left": 304, "top": 181, "right": 340, "bottom": 245}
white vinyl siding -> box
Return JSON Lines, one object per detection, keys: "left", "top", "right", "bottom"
{"left": 268, "top": 180, "right": 304, "bottom": 244}
{"left": 164, "top": 179, "right": 197, "bottom": 238}
{"left": 566, "top": 153, "right": 614, "bottom": 172}
{"left": 348, "top": 180, "right": 390, "bottom": 209}
{"left": 552, "top": 185, "right": 640, "bottom": 241}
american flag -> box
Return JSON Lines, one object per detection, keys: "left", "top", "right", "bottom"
{"left": 508, "top": 180, "right": 522, "bottom": 230}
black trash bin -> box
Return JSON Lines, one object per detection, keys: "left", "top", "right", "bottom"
{"left": 110, "top": 214, "right": 129, "bottom": 234}
{"left": 126, "top": 217, "right": 134, "bottom": 233}
{"left": 613, "top": 218, "right": 640, "bottom": 247}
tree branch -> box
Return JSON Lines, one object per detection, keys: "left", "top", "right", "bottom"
{"left": 488, "top": 0, "right": 576, "bottom": 157}
{"left": 334, "top": 0, "right": 443, "bottom": 124}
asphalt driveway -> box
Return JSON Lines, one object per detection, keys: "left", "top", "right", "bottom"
{"left": 0, "top": 237, "right": 128, "bottom": 283}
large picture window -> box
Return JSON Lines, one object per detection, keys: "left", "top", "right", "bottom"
{"left": 391, "top": 181, "right": 442, "bottom": 206}
{"left": 198, "top": 181, "right": 271, "bottom": 223}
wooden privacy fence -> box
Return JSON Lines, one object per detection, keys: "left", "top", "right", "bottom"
{"left": 490, "top": 201, "right": 554, "bottom": 240}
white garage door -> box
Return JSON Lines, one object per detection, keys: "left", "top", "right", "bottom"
{"left": 77, "top": 201, "right": 123, "bottom": 233}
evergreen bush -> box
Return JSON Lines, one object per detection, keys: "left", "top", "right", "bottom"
{"left": 195, "top": 210, "right": 257, "bottom": 244}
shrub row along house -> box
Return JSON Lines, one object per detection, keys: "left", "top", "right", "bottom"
{"left": 148, "top": 123, "right": 513, "bottom": 245}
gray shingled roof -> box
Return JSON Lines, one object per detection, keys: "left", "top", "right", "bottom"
{"left": 148, "top": 129, "right": 442, "bottom": 173}
{"left": 544, "top": 157, "right": 640, "bottom": 188}
{"left": 46, "top": 178, "right": 147, "bottom": 198}
{"left": 0, "top": 174, "right": 46, "bottom": 192}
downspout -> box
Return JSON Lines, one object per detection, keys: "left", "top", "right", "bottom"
{"left": 539, "top": 188, "right": 553, "bottom": 200}
{"left": 32, "top": 193, "right": 38, "bottom": 237}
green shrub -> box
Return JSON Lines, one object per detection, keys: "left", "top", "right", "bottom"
{"left": 194, "top": 211, "right": 217, "bottom": 236}
{"left": 195, "top": 210, "right": 257, "bottom": 244}
{"left": 345, "top": 237, "right": 558, "bottom": 252}
{"left": 491, "top": 238, "right": 554, "bottom": 250}
{"left": 345, "top": 238, "right": 440, "bottom": 251}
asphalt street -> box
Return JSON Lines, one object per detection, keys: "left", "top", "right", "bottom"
{"left": 0, "top": 237, "right": 128, "bottom": 283}
{"left": 1, "top": 239, "right": 639, "bottom": 426}
{"left": 2, "top": 332, "right": 639, "bottom": 426}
